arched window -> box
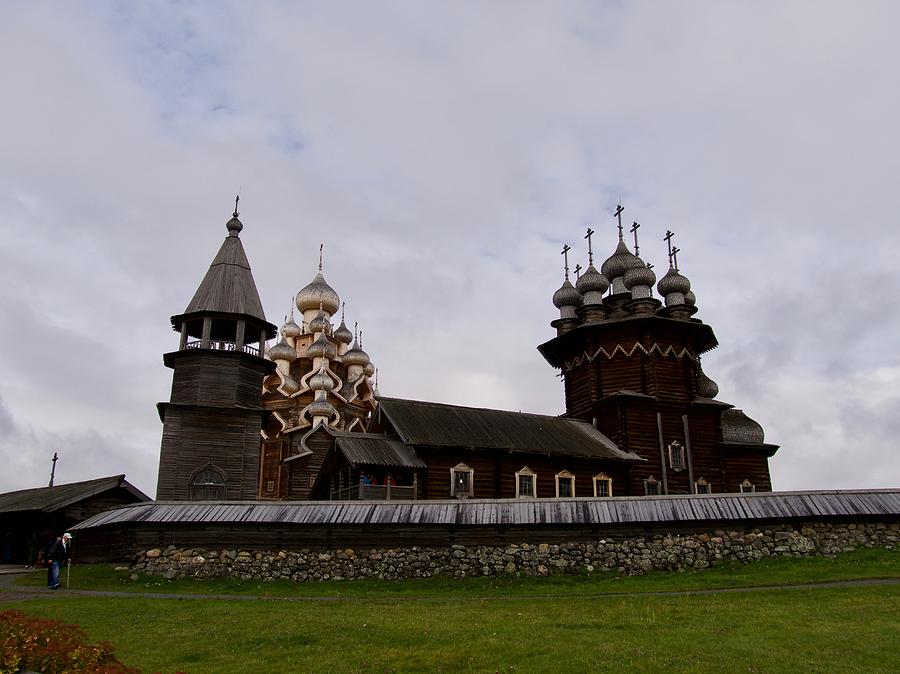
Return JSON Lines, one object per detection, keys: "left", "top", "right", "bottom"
{"left": 740, "top": 479, "right": 755, "bottom": 493}
{"left": 668, "top": 440, "right": 685, "bottom": 471}
{"left": 515, "top": 467, "right": 537, "bottom": 498}
{"left": 593, "top": 473, "right": 612, "bottom": 497}
{"left": 644, "top": 475, "right": 659, "bottom": 496}
{"left": 450, "top": 463, "right": 474, "bottom": 498}
{"left": 555, "top": 470, "right": 575, "bottom": 498}
{"left": 189, "top": 465, "right": 226, "bottom": 501}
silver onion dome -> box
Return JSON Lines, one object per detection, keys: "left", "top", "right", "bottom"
{"left": 600, "top": 239, "right": 637, "bottom": 284}
{"left": 364, "top": 361, "right": 376, "bottom": 377}
{"left": 343, "top": 340, "right": 370, "bottom": 367}
{"left": 334, "top": 320, "right": 353, "bottom": 345}
{"left": 623, "top": 258, "right": 657, "bottom": 290}
{"left": 282, "top": 314, "right": 302, "bottom": 339}
{"left": 575, "top": 264, "right": 609, "bottom": 297}
{"left": 225, "top": 214, "right": 243, "bottom": 237}
{"left": 657, "top": 267, "right": 691, "bottom": 297}
{"left": 307, "top": 331, "right": 337, "bottom": 360}
{"left": 308, "top": 308, "right": 331, "bottom": 335}
{"left": 309, "top": 368, "right": 336, "bottom": 392}
{"left": 684, "top": 290, "right": 696, "bottom": 307}
{"left": 267, "top": 337, "right": 297, "bottom": 362}
{"left": 296, "top": 272, "right": 340, "bottom": 315}
{"left": 305, "top": 398, "right": 337, "bottom": 421}
{"left": 552, "top": 279, "right": 582, "bottom": 309}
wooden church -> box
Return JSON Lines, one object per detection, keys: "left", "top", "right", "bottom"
{"left": 156, "top": 203, "right": 777, "bottom": 502}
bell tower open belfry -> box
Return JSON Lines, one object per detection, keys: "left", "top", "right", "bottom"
{"left": 156, "top": 201, "right": 276, "bottom": 501}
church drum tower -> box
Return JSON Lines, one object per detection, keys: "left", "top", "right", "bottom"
{"left": 156, "top": 204, "right": 276, "bottom": 501}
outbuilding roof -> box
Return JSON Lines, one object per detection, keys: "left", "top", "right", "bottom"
{"left": 375, "top": 397, "right": 641, "bottom": 462}
{"left": 334, "top": 433, "right": 427, "bottom": 468}
{"left": 0, "top": 475, "right": 150, "bottom": 515}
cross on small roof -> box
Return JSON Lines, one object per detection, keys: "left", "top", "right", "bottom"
{"left": 233, "top": 195, "right": 240, "bottom": 218}
{"left": 630, "top": 221, "right": 641, "bottom": 256}
{"left": 574, "top": 263, "right": 582, "bottom": 279}
{"left": 671, "top": 246, "right": 681, "bottom": 272}
{"left": 318, "top": 243, "right": 324, "bottom": 271}
{"left": 585, "top": 227, "right": 595, "bottom": 265}
{"left": 561, "top": 244, "right": 571, "bottom": 279}
{"left": 614, "top": 205, "right": 624, "bottom": 239}
{"left": 664, "top": 230, "right": 675, "bottom": 267}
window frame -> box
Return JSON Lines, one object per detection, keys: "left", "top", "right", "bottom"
{"left": 644, "top": 475, "right": 660, "bottom": 496}
{"left": 555, "top": 470, "right": 575, "bottom": 498}
{"left": 668, "top": 440, "right": 685, "bottom": 472}
{"left": 515, "top": 466, "right": 537, "bottom": 498}
{"left": 739, "top": 479, "right": 755, "bottom": 494}
{"left": 189, "top": 464, "right": 226, "bottom": 501}
{"left": 695, "top": 477, "right": 711, "bottom": 494}
{"left": 593, "top": 472, "right": 612, "bottom": 498}
{"left": 450, "top": 462, "right": 474, "bottom": 498}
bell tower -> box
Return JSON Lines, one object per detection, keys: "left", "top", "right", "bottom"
{"left": 539, "top": 205, "right": 777, "bottom": 496}
{"left": 156, "top": 201, "right": 276, "bottom": 501}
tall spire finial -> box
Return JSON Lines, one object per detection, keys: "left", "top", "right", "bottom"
{"left": 585, "top": 227, "right": 595, "bottom": 265}
{"left": 233, "top": 195, "right": 240, "bottom": 218}
{"left": 630, "top": 221, "right": 641, "bottom": 256}
{"left": 664, "top": 230, "right": 675, "bottom": 268}
{"left": 318, "top": 243, "right": 324, "bottom": 272}
{"left": 561, "top": 244, "right": 571, "bottom": 280}
{"left": 614, "top": 205, "right": 624, "bottom": 240}
{"left": 341, "top": 301, "right": 346, "bottom": 323}
{"left": 354, "top": 321, "right": 358, "bottom": 343}
{"left": 359, "top": 330, "right": 364, "bottom": 349}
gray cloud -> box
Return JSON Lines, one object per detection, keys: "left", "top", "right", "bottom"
{"left": 1, "top": 2, "right": 898, "bottom": 495}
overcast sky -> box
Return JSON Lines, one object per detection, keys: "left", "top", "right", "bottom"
{"left": 1, "top": 1, "right": 898, "bottom": 497}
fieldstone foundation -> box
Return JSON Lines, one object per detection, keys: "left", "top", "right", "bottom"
{"left": 132, "top": 521, "right": 899, "bottom": 583}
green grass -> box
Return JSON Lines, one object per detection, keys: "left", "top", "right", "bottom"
{"left": 4, "top": 548, "right": 899, "bottom": 672}
{"left": 4, "top": 586, "right": 900, "bottom": 673}
{"left": 12, "top": 546, "right": 900, "bottom": 598}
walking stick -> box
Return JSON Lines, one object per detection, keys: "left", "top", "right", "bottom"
{"left": 66, "top": 559, "right": 71, "bottom": 588}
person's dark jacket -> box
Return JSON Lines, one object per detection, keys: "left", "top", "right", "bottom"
{"left": 47, "top": 538, "right": 68, "bottom": 563}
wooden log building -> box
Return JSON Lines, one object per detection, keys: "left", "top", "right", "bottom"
{"left": 154, "top": 204, "right": 778, "bottom": 503}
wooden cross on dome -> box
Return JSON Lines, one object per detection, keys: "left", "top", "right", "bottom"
{"left": 574, "top": 263, "right": 582, "bottom": 280}
{"left": 671, "top": 246, "right": 681, "bottom": 272}
{"left": 233, "top": 195, "right": 240, "bottom": 218}
{"left": 614, "top": 205, "right": 624, "bottom": 239}
{"left": 561, "top": 244, "right": 571, "bottom": 280}
{"left": 585, "top": 227, "right": 595, "bottom": 265}
{"left": 664, "top": 230, "right": 675, "bottom": 267}
{"left": 630, "top": 221, "right": 641, "bottom": 256}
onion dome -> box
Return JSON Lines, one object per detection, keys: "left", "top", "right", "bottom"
{"left": 296, "top": 272, "right": 340, "bottom": 315}
{"left": 600, "top": 240, "right": 637, "bottom": 290}
{"left": 225, "top": 213, "right": 243, "bottom": 237}
{"left": 364, "top": 361, "right": 376, "bottom": 377}
{"left": 334, "top": 320, "right": 353, "bottom": 345}
{"left": 684, "top": 290, "right": 696, "bottom": 307}
{"left": 657, "top": 267, "right": 691, "bottom": 296}
{"left": 697, "top": 368, "right": 719, "bottom": 399}
{"left": 267, "top": 337, "right": 297, "bottom": 362}
{"left": 623, "top": 259, "right": 656, "bottom": 291}
{"left": 305, "top": 398, "right": 337, "bottom": 421}
{"left": 552, "top": 279, "right": 582, "bottom": 309}
{"left": 343, "top": 339, "right": 370, "bottom": 367}
{"left": 308, "top": 307, "right": 330, "bottom": 335}
{"left": 282, "top": 313, "right": 302, "bottom": 339}
{"left": 721, "top": 409, "right": 765, "bottom": 445}
{"left": 575, "top": 264, "right": 609, "bottom": 299}
{"left": 306, "top": 331, "right": 337, "bottom": 360}
{"left": 309, "top": 368, "right": 335, "bottom": 392}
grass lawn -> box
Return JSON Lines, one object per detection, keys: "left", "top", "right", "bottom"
{"left": 3, "top": 548, "right": 899, "bottom": 673}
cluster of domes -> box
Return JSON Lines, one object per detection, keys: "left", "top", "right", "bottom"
{"left": 551, "top": 215, "right": 699, "bottom": 323}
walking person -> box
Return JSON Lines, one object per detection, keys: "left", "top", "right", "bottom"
{"left": 47, "top": 533, "right": 69, "bottom": 589}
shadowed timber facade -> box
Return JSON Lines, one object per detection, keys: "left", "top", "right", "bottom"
{"left": 155, "top": 205, "right": 777, "bottom": 502}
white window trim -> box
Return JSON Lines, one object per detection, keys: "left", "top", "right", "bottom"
{"left": 644, "top": 475, "right": 659, "bottom": 496}
{"left": 555, "top": 470, "right": 575, "bottom": 498}
{"left": 739, "top": 479, "right": 755, "bottom": 493}
{"left": 668, "top": 440, "right": 685, "bottom": 472}
{"left": 695, "top": 477, "right": 711, "bottom": 494}
{"left": 450, "top": 462, "right": 474, "bottom": 498}
{"left": 515, "top": 466, "right": 537, "bottom": 498}
{"left": 593, "top": 472, "right": 612, "bottom": 498}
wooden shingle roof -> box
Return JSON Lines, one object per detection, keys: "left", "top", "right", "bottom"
{"left": 376, "top": 397, "right": 641, "bottom": 462}
{"left": 0, "top": 475, "right": 150, "bottom": 514}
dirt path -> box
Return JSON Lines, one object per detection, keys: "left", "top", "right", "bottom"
{"left": 2, "top": 571, "right": 898, "bottom": 604}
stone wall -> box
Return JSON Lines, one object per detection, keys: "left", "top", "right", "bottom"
{"left": 130, "top": 521, "right": 899, "bottom": 583}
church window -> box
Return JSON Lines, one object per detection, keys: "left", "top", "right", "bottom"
{"left": 695, "top": 477, "right": 711, "bottom": 494}
{"left": 668, "top": 441, "right": 685, "bottom": 471}
{"left": 593, "top": 473, "right": 612, "bottom": 497}
{"left": 450, "top": 463, "right": 474, "bottom": 498}
{"left": 644, "top": 476, "right": 659, "bottom": 496}
{"left": 555, "top": 470, "right": 575, "bottom": 498}
{"left": 515, "top": 467, "right": 537, "bottom": 498}
{"left": 740, "top": 479, "right": 755, "bottom": 493}
{"left": 266, "top": 480, "right": 275, "bottom": 493}
{"left": 189, "top": 465, "right": 225, "bottom": 501}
